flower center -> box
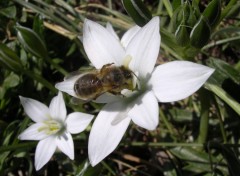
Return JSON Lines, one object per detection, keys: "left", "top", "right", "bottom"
{"left": 38, "top": 119, "right": 64, "bottom": 135}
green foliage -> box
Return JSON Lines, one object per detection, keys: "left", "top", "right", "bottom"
{"left": 190, "top": 15, "right": 211, "bottom": 48}
{"left": 0, "top": 43, "right": 22, "bottom": 72}
{"left": 16, "top": 25, "right": 48, "bottom": 58}
{"left": 202, "top": 0, "right": 221, "bottom": 26}
{"left": 122, "top": 0, "right": 152, "bottom": 26}
{"left": 0, "top": 0, "right": 240, "bottom": 175}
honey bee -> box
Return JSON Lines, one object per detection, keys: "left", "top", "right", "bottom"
{"left": 67, "top": 64, "right": 134, "bottom": 101}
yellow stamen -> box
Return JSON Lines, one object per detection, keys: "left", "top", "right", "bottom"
{"left": 123, "top": 55, "right": 132, "bottom": 68}
{"left": 38, "top": 120, "right": 63, "bottom": 135}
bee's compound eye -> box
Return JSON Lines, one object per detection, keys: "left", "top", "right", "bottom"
{"left": 124, "top": 72, "right": 132, "bottom": 79}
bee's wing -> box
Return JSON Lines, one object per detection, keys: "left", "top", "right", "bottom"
{"left": 70, "top": 97, "right": 89, "bottom": 105}
{"left": 64, "top": 70, "right": 83, "bottom": 80}
{"left": 64, "top": 66, "right": 98, "bottom": 81}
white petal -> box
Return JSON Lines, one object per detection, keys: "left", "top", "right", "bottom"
{"left": 106, "top": 22, "right": 119, "bottom": 40}
{"left": 66, "top": 112, "right": 94, "bottom": 134}
{"left": 83, "top": 19, "right": 125, "bottom": 68}
{"left": 35, "top": 136, "right": 56, "bottom": 170}
{"left": 127, "top": 17, "right": 160, "bottom": 77}
{"left": 49, "top": 92, "right": 66, "bottom": 121}
{"left": 19, "top": 96, "right": 50, "bottom": 123}
{"left": 55, "top": 75, "right": 79, "bottom": 98}
{"left": 121, "top": 25, "right": 140, "bottom": 48}
{"left": 128, "top": 91, "right": 159, "bottom": 130}
{"left": 150, "top": 61, "right": 215, "bottom": 102}
{"left": 56, "top": 132, "right": 74, "bottom": 160}
{"left": 18, "top": 123, "right": 49, "bottom": 141}
{"left": 88, "top": 102, "right": 131, "bottom": 166}
{"left": 94, "top": 92, "right": 122, "bottom": 103}
{"left": 78, "top": 36, "right": 83, "bottom": 43}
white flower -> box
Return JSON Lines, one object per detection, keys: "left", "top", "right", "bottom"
{"left": 55, "top": 17, "right": 214, "bottom": 166}
{"left": 18, "top": 92, "right": 94, "bottom": 170}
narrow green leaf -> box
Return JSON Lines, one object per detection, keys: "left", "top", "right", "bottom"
{"left": 170, "top": 147, "right": 211, "bottom": 163}
{"left": 171, "top": 5, "right": 184, "bottom": 31}
{"left": 202, "top": 0, "right": 221, "bottom": 26}
{"left": 186, "top": 4, "right": 197, "bottom": 28}
{"left": 0, "top": 43, "right": 22, "bottom": 71}
{"left": 162, "top": 0, "right": 173, "bottom": 17}
{"left": 3, "top": 73, "right": 20, "bottom": 89}
{"left": 197, "top": 89, "right": 211, "bottom": 143}
{"left": 169, "top": 108, "right": 193, "bottom": 121}
{"left": 191, "top": 0, "right": 201, "bottom": 19}
{"left": 33, "top": 15, "right": 45, "bottom": 39}
{"left": 172, "top": 0, "right": 181, "bottom": 11}
{"left": 205, "top": 82, "right": 240, "bottom": 116}
{"left": 220, "top": 0, "right": 237, "bottom": 21}
{"left": 207, "top": 58, "right": 240, "bottom": 85}
{"left": 0, "top": 6, "right": 17, "bottom": 18}
{"left": 122, "top": 0, "right": 152, "bottom": 26}
{"left": 224, "top": 1, "right": 240, "bottom": 18}
{"left": 220, "top": 146, "right": 240, "bottom": 175}
{"left": 190, "top": 16, "right": 211, "bottom": 48}
{"left": 175, "top": 24, "right": 190, "bottom": 47}
{"left": 209, "top": 142, "right": 240, "bottom": 175}
{"left": 16, "top": 25, "right": 48, "bottom": 58}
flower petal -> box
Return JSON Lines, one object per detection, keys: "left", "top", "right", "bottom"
{"left": 35, "top": 136, "right": 56, "bottom": 170}
{"left": 56, "top": 132, "right": 74, "bottom": 160}
{"left": 127, "top": 17, "right": 160, "bottom": 77}
{"left": 55, "top": 75, "right": 79, "bottom": 98}
{"left": 66, "top": 112, "right": 94, "bottom": 134}
{"left": 94, "top": 92, "right": 122, "bottom": 103}
{"left": 19, "top": 96, "right": 50, "bottom": 122}
{"left": 128, "top": 91, "right": 159, "bottom": 130}
{"left": 121, "top": 25, "right": 140, "bottom": 48}
{"left": 83, "top": 19, "right": 125, "bottom": 68}
{"left": 18, "top": 123, "right": 49, "bottom": 141}
{"left": 49, "top": 92, "right": 66, "bottom": 121}
{"left": 150, "top": 61, "right": 215, "bottom": 102}
{"left": 106, "top": 22, "right": 119, "bottom": 40}
{"left": 88, "top": 102, "right": 131, "bottom": 166}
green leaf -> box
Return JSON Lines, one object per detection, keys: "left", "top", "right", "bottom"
{"left": 3, "top": 73, "right": 20, "bottom": 89}
{"left": 172, "top": 0, "right": 181, "bottom": 11}
{"left": 33, "top": 15, "right": 45, "bottom": 39}
{"left": 186, "top": 4, "right": 197, "bottom": 28}
{"left": 220, "top": 146, "right": 240, "bottom": 175}
{"left": 16, "top": 25, "right": 48, "bottom": 58}
{"left": 175, "top": 24, "right": 190, "bottom": 47}
{"left": 205, "top": 82, "right": 240, "bottom": 116}
{"left": 170, "top": 147, "right": 211, "bottom": 163}
{"left": 169, "top": 108, "right": 193, "bottom": 121}
{"left": 224, "top": 1, "right": 240, "bottom": 18}
{"left": 171, "top": 5, "right": 184, "bottom": 32}
{"left": 209, "top": 143, "right": 240, "bottom": 175}
{"left": 122, "top": 0, "right": 152, "bottom": 26}
{"left": 220, "top": 0, "right": 237, "bottom": 21}
{"left": 190, "top": 15, "right": 211, "bottom": 48}
{"left": 207, "top": 58, "right": 240, "bottom": 85}
{"left": 162, "top": 0, "right": 173, "bottom": 17}
{"left": 202, "top": 0, "right": 221, "bottom": 26}
{"left": 0, "top": 43, "right": 22, "bottom": 72}
{"left": 0, "top": 6, "right": 17, "bottom": 18}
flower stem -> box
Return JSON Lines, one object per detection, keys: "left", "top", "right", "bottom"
{"left": 213, "top": 96, "right": 227, "bottom": 143}
{"left": 197, "top": 89, "right": 211, "bottom": 143}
